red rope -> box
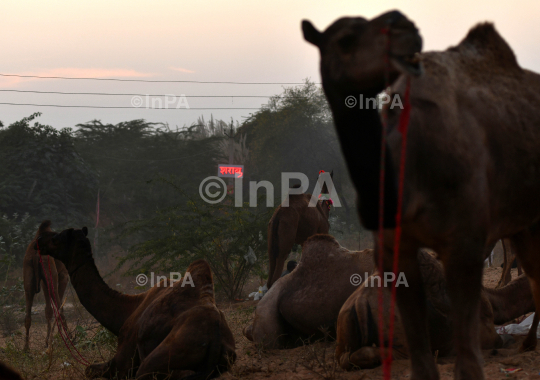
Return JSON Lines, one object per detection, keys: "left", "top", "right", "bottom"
{"left": 377, "top": 26, "right": 413, "bottom": 379}
{"left": 36, "top": 242, "right": 90, "bottom": 366}
{"left": 376, "top": 27, "right": 391, "bottom": 373}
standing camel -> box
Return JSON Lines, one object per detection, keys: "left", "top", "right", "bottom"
{"left": 303, "top": 10, "right": 540, "bottom": 380}
{"left": 23, "top": 220, "right": 69, "bottom": 351}
{"left": 266, "top": 171, "right": 334, "bottom": 288}
{"left": 36, "top": 226, "right": 235, "bottom": 380}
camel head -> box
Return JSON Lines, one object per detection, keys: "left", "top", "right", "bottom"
{"left": 35, "top": 227, "right": 91, "bottom": 270}
{"left": 302, "top": 10, "right": 422, "bottom": 95}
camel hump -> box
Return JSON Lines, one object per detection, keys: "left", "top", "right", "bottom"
{"left": 458, "top": 23, "right": 519, "bottom": 70}
{"left": 301, "top": 234, "right": 340, "bottom": 262}
{"left": 185, "top": 259, "right": 214, "bottom": 296}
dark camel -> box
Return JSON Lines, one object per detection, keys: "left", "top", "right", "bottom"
{"left": 267, "top": 171, "right": 334, "bottom": 288}
{"left": 336, "top": 250, "right": 533, "bottom": 370}
{"left": 245, "top": 234, "right": 374, "bottom": 348}
{"left": 23, "top": 220, "right": 69, "bottom": 351}
{"left": 303, "top": 10, "right": 540, "bottom": 379}
{"left": 37, "top": 226, "right": 236, "bottom": 380}
{"left": 0, "top": 361, "right": 22, "bottom": 380}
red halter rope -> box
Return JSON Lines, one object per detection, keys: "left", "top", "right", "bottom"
{"left": 377, "top": 26, "right": 412, "bottom": 379}
{"left": 36, "top": 241, "right": 90, "bottom": 366}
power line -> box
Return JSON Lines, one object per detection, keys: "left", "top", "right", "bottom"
{"left": 0, "top": 102, "right": 261, "bottom": 110}
{"left": 0, "top": 73, "right": 318, "bottom": 85}
{"left": 0, "top": 89, "right": 308, "bottom": 98}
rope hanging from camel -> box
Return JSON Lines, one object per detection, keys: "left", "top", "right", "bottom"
{"left": 36, "top": 241, "right": 90, "bottom": 366}
{"left": 377, "top": 25, "right": 413, "bottom": 380}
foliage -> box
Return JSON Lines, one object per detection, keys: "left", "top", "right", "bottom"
{"left": 117, "top": 177, "right": 273, "bottom": 300}
{"left": 0, "top": 113, "right": 98, "bottom": 229}
{"left": 239, "top": 80, "right": 358, "bottom": 223}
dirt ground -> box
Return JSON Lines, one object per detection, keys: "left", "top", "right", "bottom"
{"left": 221, "top": 266, "right": 540, "bottom": 380}
{"left": 1, "top": 266, "right": 538, "bottom": 379}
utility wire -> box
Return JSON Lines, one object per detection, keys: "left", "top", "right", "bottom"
{"left": 0, "top": 102, "right": 261, "bottom": 110}
{"left": 0, "top": 89, "right": 308, "bottom": 98}
{"left": 0, "top": 73, "right": 319, "bottom": 85}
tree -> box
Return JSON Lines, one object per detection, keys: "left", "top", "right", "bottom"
{"left": 117, "top": 176, "right": 272, "bottom": 300}
{"left": 0, "top": 113, "right": 97, "bottom": 229}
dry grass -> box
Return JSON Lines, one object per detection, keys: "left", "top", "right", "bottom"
{"left": 1, "top": 258, "right": 539, "bottom": 379}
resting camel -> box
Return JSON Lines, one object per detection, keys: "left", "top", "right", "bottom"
{"left": 23, "top": 220, "right": 69, "bottom": 351}
{"left": 266, "top": 171, "right": 334, "bottom": 288}
{"left": 36, "top": 225, "right": 235, "bottom": 380}
{"left": 336, "top": 250, "right": 534, "bottom": 370}
{"left": 245, "top": 234, "right": 374, "bottom": 348}
{"left": 302, "top": 10, "right": 540, "bottom": 379}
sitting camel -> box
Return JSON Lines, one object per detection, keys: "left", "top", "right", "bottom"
{"left": 245, "top": 234, "right": 374, "bottom": 348}
{"left": 36, "top": 226, "right": 235, "bottom": 380}
{"left": 336, "top": 250, "right": 534, "bottom": 370}
{"left": 303, "top": 10, "right": 540, "bottom": 379}
{"left": 23, "top": 220, "right": 69, "bottom": 351}
{"left": 266, "top": 171, "right": 334, "bottom": 289}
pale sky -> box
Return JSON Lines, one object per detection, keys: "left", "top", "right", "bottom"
{"left": 1, "top": 0, "right": 539, "bottom": 130}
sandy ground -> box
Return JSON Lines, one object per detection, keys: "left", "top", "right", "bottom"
{"left": 220, "top": 266, "right": 540, "bottom": 380}
{"left": 1, "top": 266, "right": 538, "bottom": 379}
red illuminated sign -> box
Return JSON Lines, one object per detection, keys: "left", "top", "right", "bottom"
{"left": 218, "top": 164, "right": 244, "bottom": 178}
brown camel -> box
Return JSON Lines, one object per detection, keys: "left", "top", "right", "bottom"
{"left": 266, "top": 171, "right": 334, "bottom": 288}
{"left": 245, "top": 234, "right": 374, "bottom": 348}
{"left": 336, "top": 250, "right": 533, "bottom": 370}
{"left": 36, "top": 226, "right": 236, "bottom": 380}
{"left": 23, "top": 220, "right": 69, "bottom": 351}
{"left": 303, "top": 10, "right": 540, "bottom": 379}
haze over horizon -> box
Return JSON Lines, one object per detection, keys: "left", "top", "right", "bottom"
{"left": 2, "top": 0, "right": 539, "bottom": 130}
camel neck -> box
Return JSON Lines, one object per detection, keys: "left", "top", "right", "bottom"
{"left": 324, "top": 85, "right": 398, "bottom": 230}
{"left": 68, "top": 256, "right": 145, "bottom": 336}
{"left": 484, "top": 275, "right": 535, "bottom": 325}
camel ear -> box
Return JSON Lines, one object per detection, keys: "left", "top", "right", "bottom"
{"left": 302, "top": 20, "right": 322, "bottom": 47}
{"left": 82, "top": 227, "right": 88, "bottom": 237}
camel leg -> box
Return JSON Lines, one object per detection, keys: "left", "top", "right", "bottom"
{"left": 509, "top": 226, "right": 540, "bottom": 351}
{"left": 377, "top": 235, "right": 438, "bottom": 380}
{"left": 23, "top": 277, "right": 35, "bottom": 351}
{"left": 42, "top": 282, "right": 55, "bottom": 348}
{"left": 441, "top": 240, "right": 485, "bottom": 380}
{"left": 56, "top": 271, "right": 69, "bottom": 328}
{"left": 497, "top": 239, "right": 513, "bottom": 288}
{"left": 267, "top": 217, "right": 298, "bottom": 288}
{"left": 135, "top": 319, "right": 234, "bottom": 380}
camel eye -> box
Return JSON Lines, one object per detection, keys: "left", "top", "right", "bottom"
{"left": 337, "top": 34, "right": 357, "bottom": 53}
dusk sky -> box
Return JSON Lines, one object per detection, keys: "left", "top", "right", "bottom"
{"left": 1, "top": 0, "right": 539, "bottom": 130}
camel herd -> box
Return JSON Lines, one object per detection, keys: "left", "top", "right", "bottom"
{"left": 13, "top": 9, "right": 540, "bottom": 380}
